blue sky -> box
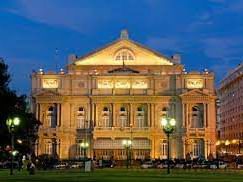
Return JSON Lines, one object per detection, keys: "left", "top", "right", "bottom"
{"left": 0, "top": 0, "right": 243, "bottom": 94}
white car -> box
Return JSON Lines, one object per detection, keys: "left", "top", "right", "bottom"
{"left": 141, "top": 161, "right": 154, "bottom": 169}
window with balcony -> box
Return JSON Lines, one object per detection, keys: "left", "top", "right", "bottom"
{"left": 119, "top": 107, "right": 128, "bottom": 127}
{"left": 136, "top": 107, "right": 146, "bottom": 128}
{"left": 191, "top": 105, "right": 204, "bottom": 128}
{"left": 100, "top": 107, "right": 111, "bottom": 127}
{"left": 77, "top": 107, "right": 87, "bottom": 129}
{"left": 46, "top": 106, "right": 57, "bottom": 128}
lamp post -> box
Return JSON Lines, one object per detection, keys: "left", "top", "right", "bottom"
{"left": 161, "top": 117, "right": 176, "bottom": 174}
{"left": 80, "top": 141, "right": 89, "bottom": 159}
{"left": 122, "top": 139, "right": 132, "bottom": 169}
{"left": 6, "top": 117, "right": 20, "bottom": 175}
{"left": 130, "top": 123, "right": 133, "bottom": 166}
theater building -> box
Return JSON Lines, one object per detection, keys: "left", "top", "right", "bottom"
{"left": 31, "top": 30, "right": 216, "bottom": 160}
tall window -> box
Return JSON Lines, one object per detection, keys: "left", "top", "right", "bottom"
{"left": 160, "top": 140, "right": 168, "bottom": 159}
{"left": 192, "top": 140, "right": 203, "bottom": 158}
{"left": 47, "top": 106, "right": 57, "bottom": 128}
{"left": 136, "top": 107, "right": 145, "bottom": 128}
{"left": 77, "top": 107, "right": 86, "bottom": 129}
{"left": 119, "top": 107, "right": 128, "bottom": 127}
{"left": 101, "top": 107, "right": 111, "bottom": 127}
{"left": 191, "top": 105, "right": 204, "bottom": 128}
{"left": 45, "top": 142, "right": 52, "bottom": 155}
{"left": 76, "top": 139, "right": 85, "bottom": 158}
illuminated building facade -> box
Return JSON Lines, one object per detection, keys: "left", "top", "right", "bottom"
{"left": 31, "top": 30, "right": 216, "bottom": 160}
{"left": 218, "top": 63, "right": 243, "bottom": 154}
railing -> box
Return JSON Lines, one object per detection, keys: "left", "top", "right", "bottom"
{"left": 94, "top": 127, "right": 150, "bottom": 131}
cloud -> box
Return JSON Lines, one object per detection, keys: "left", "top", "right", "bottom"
{"left": 201, "top": 37, "right": 243, "bottom": 60}
{"left": 8, "top": 0, "right": 111, "bottom": 34}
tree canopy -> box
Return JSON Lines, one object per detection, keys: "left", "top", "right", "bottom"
{"left": 0, "top": 58, "right": 40, "bottom": 157}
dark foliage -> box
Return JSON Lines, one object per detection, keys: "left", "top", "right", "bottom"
{"left": 0, "top": 58, "right": 40, "bottom": 159}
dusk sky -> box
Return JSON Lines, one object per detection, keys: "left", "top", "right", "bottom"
{"left": 0, "top": 0, "right": 243, "bottom": 94}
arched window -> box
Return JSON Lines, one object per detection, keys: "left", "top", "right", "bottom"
{"left": 103, "top": 107, "right": 109, "bottom": 112}
{"left": 77, "top": 107, "right": 86, "bottom": 129}
{"left": 136, "top": 106, "right": 145, "bottom": 128}
{"left": 120, "top": 107, "right": 126, "bottom": 112}
{"left": 114, "top": 49, "right": 135, "bottom": 61}
{"left": 161, "top": 107, "right": 168, "bottom": 117}
{"left": 119, "top": 106, "right": 128, "bottom": 127}
{"left": 191, "top": 105, "right": 203, "bottom": 128}
{"left": 101, "top": 107, "right": 111, "bottom": 127}
{"left": 47, "top": 106, "right": 57, "bottom": 128}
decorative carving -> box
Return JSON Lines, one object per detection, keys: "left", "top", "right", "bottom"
{"left": 186, "top": 79, "right": 203, "bottom": 89}
{"left": 115, "top": 80, "right": 130, "bottom": 88}
{"left": 42, "top": 79, "right": 58, "bottom": 88}
{"left": 78, "top": 81, "right": 85, "bottom": 88}
{"left": 132, "top": 80, "right": 148, "bottom": 89}
{"left": 98, "top": 80, "right": 113, "bottom": 88}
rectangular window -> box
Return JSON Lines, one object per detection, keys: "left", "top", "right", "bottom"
{"left": 45, "top": 142, "right": 52, "bottom": 155}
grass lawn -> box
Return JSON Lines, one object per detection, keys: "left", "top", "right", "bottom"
{"left": 1, "top": 168, "right": 243, "bottom": 182}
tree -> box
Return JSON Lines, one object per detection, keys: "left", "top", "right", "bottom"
{"left": 0, "top": 58, "right": 40, "bottom": 159}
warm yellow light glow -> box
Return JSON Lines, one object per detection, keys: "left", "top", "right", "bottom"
{"left": 98, "top": 80, "right": 113, "bottom": 88}
{"left": 6, "top": 119, "right": 12, "bottom": 126}
{"left": 170, "top": 118, "right": 176, "bottom": 126}
{"left": 186, "top": 79, "right": 204, "bottom": 89}
{"left": 132, "top": 80, "right": 148, "bottom": 89}
{"left": 115, "top": 80, "right": 130, "bottom": 88}
{"left": 42, "top": 79, "right": 58, "bottom": 88}
{"left": 17, "top": 139, "right": 23, "bottom": 144}
{"left": 225, "top": 140, "right": 230, "bottom": 146}
{"left": 161, "top": 118, "right": 167, "bottom": 126}
{"left": 216, "top": 141, "right": 221, "bottom": 146}
{"left": 232, "top": 139, "right": 237, "bottom": 144}
{"left": 13, "top": 117, "right": 20, "bottom": 126}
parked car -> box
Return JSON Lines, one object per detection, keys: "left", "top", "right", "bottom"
{"left": 3, "top": 161, "right": 19, "bottom": 169}
{"left": 236, "top": 159, "right": 243, "bottom": 169}
{"left": 53, "top": 162, "right": 68, "bottom": 169}
{"left": 69, "top": 162, "right": 83, "bottom": 169}
{"left": 102, "top": 160, "right": 114, "bottom": 168}
{"left": 141, "top": 161, "right": 154, "bottom": 169}
{"left": 157, "top": 160, "right": 175, "bottom": 169}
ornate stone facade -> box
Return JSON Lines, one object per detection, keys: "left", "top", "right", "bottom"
{"left": 31, "top": 31, "right": 216, "bottom": 160}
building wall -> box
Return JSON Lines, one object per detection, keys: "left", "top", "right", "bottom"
{"left": 31, "top": 36, "right": 216, "bottom": 160}
{"left": 218, "top": 63, "right": 243, "bottom": 154}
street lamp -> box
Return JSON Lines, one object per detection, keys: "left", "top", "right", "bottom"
{"left": 80, "top": 141, "right": 89, "bottom": 159}
{"left": 6, "top": 117, "right": 20, "bottom": 175}
{"left": 122, "top": 139, "right": 132, "bottom": 169}
{"left": 161, "top": 117, "right": 176, "bottom": 174}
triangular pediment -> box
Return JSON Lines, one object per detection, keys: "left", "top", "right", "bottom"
{"left": 180, "top": 89, "right": 210, "bottom": 97}
{"left": 74, "top": 38, "right": 173, "bottom": 66}
{"left": 35, "top": 89, "right": 61, "bottom": 97}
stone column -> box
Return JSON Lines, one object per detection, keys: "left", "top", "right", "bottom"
{"left": 91, "top": 103, "right": 95, "bottom": 126}
{"left": 151, "top": 104, "right": 155, "bottom": 128}
{"left": 130, "top": 103, "right": 133, "bottom": 126}
{"left": 182, "top": 103, "right": 185, "bottom": 127}
{"left": 147, "top": 103, "right": 150, "bottom": 127}
{"left": 112, "top": 103, "right": 116, "bottom": 127}
{"left": 203, "top": 103, "right": 206, "bottom": 128}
